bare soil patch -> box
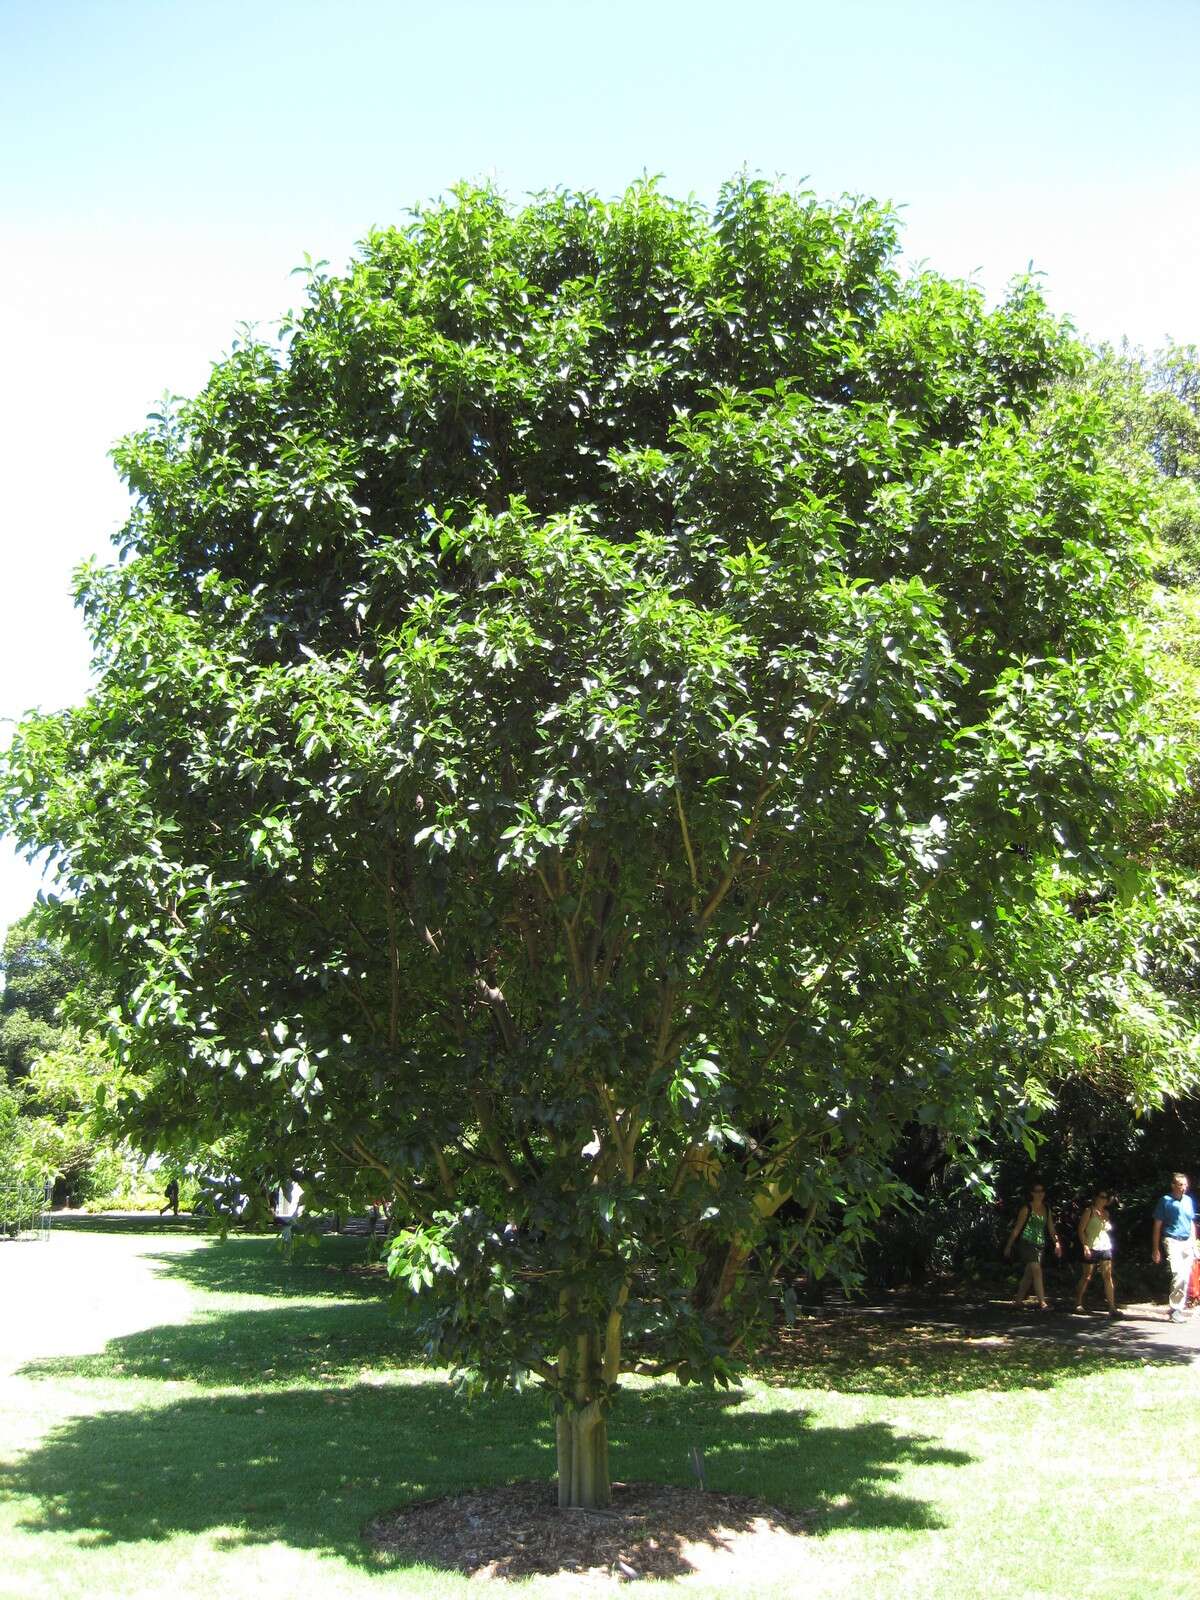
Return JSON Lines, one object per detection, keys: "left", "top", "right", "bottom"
{"left": 365, "top": 1479, "right": 817, "bottom": 1585}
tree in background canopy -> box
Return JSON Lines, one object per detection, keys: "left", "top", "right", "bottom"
{"left": 1, "top": 911, "right": 89, "bottom": 1079}
{"left": 0, "top": 910, "right": 128, "bottom": 1206}
{"left": 855, "top": 343, "right": 1200, "bottom": 1286}
{"left": 0, "top": 179, "right": 1186, "bottom": 1505}
{"left": 1003, "top": 341, "right": 1200, "bottom": 1207}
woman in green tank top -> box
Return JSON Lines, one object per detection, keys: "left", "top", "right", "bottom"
{"left": 1004, "top": 1183, "right": 1061, "bottom": 1310}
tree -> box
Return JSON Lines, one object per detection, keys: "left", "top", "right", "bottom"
{"left": 0, "top": 1078, "right": 43, "bottom": 1236}
{"left": 1005, "top": 342, "right": 1200, "bottom": 1200}
{"left": 0, "top": 910, "right": 134, "bottom": 1206}
{"left": 1082, "top": 341, "right": 1200, "bottom": 586}
{"left": 862, "top": 343, "right": 1200, "bottom": 1281}
{"left": 1069, "top": 344, "right": 1200, "bottom": 1050}
{"left": 1, "top": 911, "right": 89, "bottom": 1079}
{"left": 0, "top": 180, "right": 1173, "bottom": 1505}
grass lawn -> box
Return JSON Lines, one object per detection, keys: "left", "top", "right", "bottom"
{"left": 0, "top": 1221, "right": 1189, "bottom": 1599}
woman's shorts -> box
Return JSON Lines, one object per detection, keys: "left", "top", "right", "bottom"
{"left": 1086, "top": 1249, "right": 1113, "bottom": 1263}
{"left": 1017, "top": 1241, "right": 1043, "bottom": 1266}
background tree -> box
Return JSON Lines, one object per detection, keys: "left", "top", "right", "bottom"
{"left": 1014, "top": 343, "right": 1200, "bottom": 1196}
{"left": 0, "top": 180, "right": 1180, "bottom": 1505}
{"left": 863, "top": 343, "right": 1200, "bottom": 1285}
{"left": 1084, "top": 341, "right": 1200, "bottom": 585}
{"left": 0, "top": 910, "right": 125, "bottom": 1206}
{"left": 1, "top": 911, "right": 89, "bottom": 1079}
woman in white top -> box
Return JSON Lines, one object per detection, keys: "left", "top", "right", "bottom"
{"left": 1074, "top": 1188, "right": 1118, "bottom": 1316}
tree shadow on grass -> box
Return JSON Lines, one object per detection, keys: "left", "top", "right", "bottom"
{"left": 51, "top": 1216, "right": 215, "bottom": 1236}
{"left": 8, "top": 1309, "right": 969, "bottom": 1571}
{"left": 754, "top": 1310, "right": 1189, "bottom": 1396}
{"left": 3, "top": 1391, "right": 963, "bottom": 1566}
{"left": 34, "top": 1236, "right": 1181, "bottom": 1406}
{"left": 20, "top": 1301, "right": 422, "bottom": 1387}
{"left": 141, "top": 1234, "right": 389, "bottom": 1301}
{"left": 52, "top": 1223, "right": 389, "bottom": 1304}
{"left": 56, "top": 1231, "right": 1187, "bottom": 1406}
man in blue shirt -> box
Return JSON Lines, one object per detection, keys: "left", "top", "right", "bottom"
{"left": 1151, "top": 1173, "right": 1198, "bottom": 1323}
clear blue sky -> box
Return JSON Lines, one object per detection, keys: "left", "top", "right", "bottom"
{"left": 2, "top": 0, "right": 1198, "bottom": 932}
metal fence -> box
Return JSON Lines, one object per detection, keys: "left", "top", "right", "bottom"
{"left": 0, "top": 1174, "right": 51, "bottom": 1241}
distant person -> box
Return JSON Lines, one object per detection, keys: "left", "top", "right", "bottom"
{"left": 1074, "top": 1188, "right": 1118, "bottom": 1316}
{"left": 275, "top": 1180, "right": 303, "bottom": 1243}
{"left": 159, "top": 1178, "right": 180, "bottom": 1217}
{"left": 1004, "top": 1182, "right": 1062, "bottom": 1311}
{"left": 1151, "top": 1172, "right": 1197, "bottom": 1324}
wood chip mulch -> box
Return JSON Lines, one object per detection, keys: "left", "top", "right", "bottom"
{"left": 364, "top": 1479, "right": 818, "bottom": 1585}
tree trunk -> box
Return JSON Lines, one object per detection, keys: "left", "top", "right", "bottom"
{"left": 707, "top": 1240, "right": 750, "bottom": 1318}
{"left": 704, "top": 1183, "right": 793, "bottom": 1317}
{"left": 555, "top": 1309, "right": 622, "bottom": 1509}
{"left": 556, "top": 1400, "right": 610, "bottom": 1508}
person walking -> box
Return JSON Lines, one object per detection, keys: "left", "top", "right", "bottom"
{"left": 1004, "top": 1182, "right": 1062, "bottom": 1310}
{"left": 1074, "top": 1188, "right": 1118, "bottom": 1316}
{"left": 1151, "top": 1173, "right": 1197, "bottom": 1323}
{"left": 159, "top": 1177, "right": 180, "bottom": 1217}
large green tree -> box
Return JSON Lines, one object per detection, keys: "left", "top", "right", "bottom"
{"left": 0, "top": 180, "right": 1173, "bottom": 1505}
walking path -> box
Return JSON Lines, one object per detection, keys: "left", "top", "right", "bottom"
{"left": 22, "top": 1216, "right": 1200, "bottom": 1366}
{"left": 0, "top": 1228, "right": 200, "bottom": 1376}
{"left": 46, "top": 1208, "right": 387, "bottom": 1235}
{"left": 818, "top": 1294, "right": 1200, "bottom": 1363}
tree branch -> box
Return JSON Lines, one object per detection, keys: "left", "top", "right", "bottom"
{"left": 696, "top": 775, "right": 779, "bottom": 932}
{"left": 584, "top": 856, "right": 619, "bottom": 975}
{"left": 470, "top": 1087, "right": 522, "bottom": 1191}
{"left": 652, "top": 979, "right": 678, "bottom": 1070}
{"left": 336, "top": 1137, "right": 437, "bottom": 1225}
{"left": 536, "top": 863, "right": 585, "bottom": 989}
{"left": 432, "top": 1144, "right": 455, "bottom": 1198}
{"left": 386, "top": 850, "right": 400, "bottom": 1050}
{"left": 474, "top": 972, "right": 520, "bottom": 1052}
{"left": 672, "top": 754, "right": 700, "bottom": 916}
{"left": 569, "top": 845, "right": 597, "bottom": 938}
{"left": 602, "top": 1279, "right": 631, "bottom": 1385}
{"left": 695, "top": 696, "right": 838, "bottom": 935}
{"left": 594, "top": 1079, "right": 633, "bottom": 1182}
{"left": 595, "top": 924, "right": 628, "bottom": 990}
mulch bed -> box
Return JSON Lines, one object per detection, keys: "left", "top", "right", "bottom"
{"left": 364, "top": 1479, "right": 818, "bottom": 1584}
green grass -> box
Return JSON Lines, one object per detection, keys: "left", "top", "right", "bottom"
{"left": 0, "top": 1221, "right": 1190, "bottom": 1599}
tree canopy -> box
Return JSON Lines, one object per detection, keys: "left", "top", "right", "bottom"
{"left": 0, "top": 178, "right": 1178, "bottom": 1505}
{"left": 1, "top": 911, "right": 90, "bottom": 1080}
{"left": 0, "top": 909, "right": 125, "bottom": 1204}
